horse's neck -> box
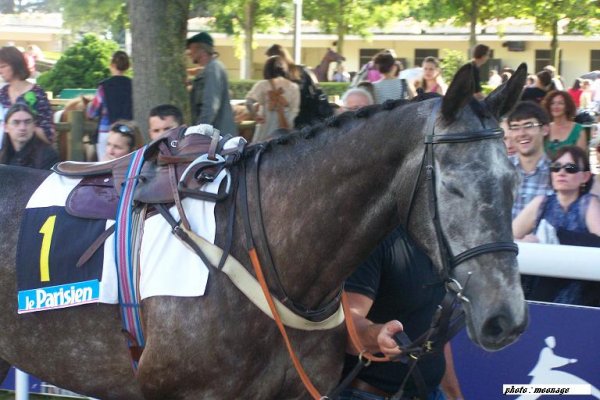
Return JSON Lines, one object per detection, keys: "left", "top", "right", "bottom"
{"left": 315, "top": 59, "right": 330, "bottom": 81}
{"left": 252, "top": 113, "right": 420, "bottom": 308}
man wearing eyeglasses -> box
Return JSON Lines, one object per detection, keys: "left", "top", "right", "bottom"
{"left": 506, "top": 101, "right": 553, "bottom": 219}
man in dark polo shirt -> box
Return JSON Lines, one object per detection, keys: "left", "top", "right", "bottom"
{"left": 340, "top": 226, "right": 463, "bottom": 400}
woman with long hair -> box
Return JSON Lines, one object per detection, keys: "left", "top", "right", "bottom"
{"left": 513, "top": 146, "right": 600, "bottom": 305}
{"left": 0, "top": 46, "right": 55, "bottom": 145}
{"left": 265, "top": 44, "right": 332, "bottom": 128}
{"left": 542, "top": 90, "right": 587, "bottom": 158}
{"left": 567, "top": 79, "right": 583, "bottom": 108}
{"left": 513, "top": 145, "right": 600, "bottom": 241}
{"left": 86, "top": 50, "right": 133, "bottom": 161}
{"left": 415, "top": 56, "right": 446, "bottom": 96}
{"left": 245, "top": 56, "right": 300, "bottom": 142}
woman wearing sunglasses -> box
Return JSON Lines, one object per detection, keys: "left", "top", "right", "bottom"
{"left": 513, "top": 145, "right": 600, "bottom": 243}
{"left": 513, "top": 146, "right": 600, "bottom": 305}
{"left": 103, "top": 120, "right": 141, "bottom": 161}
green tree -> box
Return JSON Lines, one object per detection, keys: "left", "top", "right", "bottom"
{"left": 528, "top": 0, "right": 600, "bottom": 68}
{"left": 55, "top": 0, "right": 128, "bottom": 43}
{"left": 303, "top": 0, "right": 412, "bottom": 56}
{"left": 192, "top": 0, "right": 291, "bottom": 79}
{"left": 440, "top": 49, "right": 468, "bottom": 81}
{"left": 49, "top": 0, "right": 193, "bottom": 135}
{"left": 128, "top": 0, "right": 190, "bottom": 136}
{"left": 36, "top": 33, "right": 118, "bottom": 95}
{"left": 411, "top": 0, "right": 516, "bottom": 51}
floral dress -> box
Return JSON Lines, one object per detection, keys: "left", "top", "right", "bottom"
{"left": 0, "top": 84, "right": 55, "bottom": 142}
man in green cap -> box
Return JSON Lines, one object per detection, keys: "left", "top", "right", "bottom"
{"left": 186, "top": 32, "right": 238, "bottom": 135}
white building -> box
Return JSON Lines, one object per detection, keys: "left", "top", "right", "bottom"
{"left": 189, "top": 17, "right": 600, "bottom": 85}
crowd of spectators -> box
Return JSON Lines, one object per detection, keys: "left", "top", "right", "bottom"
{"left": 503, "top": 74, "right": 600, "bottom": 308}
{"left": 336, "top": 46, "right": 600, "bottom": 399}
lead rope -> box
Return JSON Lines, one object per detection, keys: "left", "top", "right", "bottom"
{"left": 248, "top": 248, "right": 325, "bottom": 399}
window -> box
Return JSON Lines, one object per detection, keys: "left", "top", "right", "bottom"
{"left": 535, "top": 49, "right": 561, "bottom": 74}
{"left": 414, "top": 49, "right": 439, "bottom": 68}
{"left": 591, "top": 50, "right": 600, "bottom": 71}
{"left": 534, "top": 49, "right": 563, "bottom": 75}
{"left": 535, "top": 50, "right": 551, "bottom": 73}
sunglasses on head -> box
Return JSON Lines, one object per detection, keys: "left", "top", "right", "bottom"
{"left": 549, "top": 162, "right": 581, "bottom": 174}
{"left": 112, "top": 124, "right": 133, "bottom": 135}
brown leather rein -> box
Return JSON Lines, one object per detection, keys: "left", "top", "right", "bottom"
{"left": 238, "top": 145, "right": 390, "bottom": 400}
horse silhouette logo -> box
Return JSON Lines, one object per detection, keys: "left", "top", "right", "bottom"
{"left": 516, "top": 336, "right": 600, "bottom": 399}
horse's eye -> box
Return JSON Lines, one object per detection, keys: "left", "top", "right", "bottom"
{"left": 441, "top": 180, "right": 464, "bottom": 198}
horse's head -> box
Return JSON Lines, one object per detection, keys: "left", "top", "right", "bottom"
{"left": 60, "top": 95, "right": 94, "bottom": 122}
{"left": 407, "top": 63, "right": 528, "bottom": 351}
{"left": 325, "top": 48, "right": 345, "bottom": 63}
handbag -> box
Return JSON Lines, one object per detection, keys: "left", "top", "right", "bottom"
{"left": 296, "top": 67, "right": 333, "bottom": 125}
{"left": 267, "top": 79, "right": 290, "bottom": 130}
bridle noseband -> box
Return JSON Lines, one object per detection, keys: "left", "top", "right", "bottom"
{"left": 404, "top": 99, "right": 519, "bottom": 288}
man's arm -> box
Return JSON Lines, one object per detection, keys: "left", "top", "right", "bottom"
{"left": 87, "top": 85, "right": 104, "bottom": 120}
{"left": 440, "top": 343, "right": 464, "bottom": 400}
{"left": 345, "top": 291, "right": 404, "bottom": 357}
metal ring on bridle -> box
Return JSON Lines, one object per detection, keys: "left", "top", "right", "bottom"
{"left": 358, "top": 351, "right": 372, "bottom": 367}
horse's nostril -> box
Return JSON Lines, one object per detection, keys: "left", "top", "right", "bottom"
{"left": 482, "top": 315, "right": 508, "bottom": 339}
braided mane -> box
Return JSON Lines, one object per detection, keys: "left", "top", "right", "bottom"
{"left": 244, "top": 92, "right": 442, "bottom": 158}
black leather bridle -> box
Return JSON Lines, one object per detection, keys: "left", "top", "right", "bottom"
{"left": 379, "top": 99, "right": 520, "bottom": 400}
{"left": 404, "top": 99, "right": 519, "bottom": 286}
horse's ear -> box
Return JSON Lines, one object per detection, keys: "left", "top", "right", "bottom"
{"left": 484, "top": 63, "right": 527, "bottom": 119}
{"left": 441, "top": 63, "right": 476, "bottom": 123}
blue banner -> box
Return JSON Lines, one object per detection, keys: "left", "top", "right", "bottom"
{"left": 452, "top": 301, "right": 600, "bottom": 399}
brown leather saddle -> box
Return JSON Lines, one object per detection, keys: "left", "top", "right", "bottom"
{"left": 53, "top": 126, "right": 243, "bottom": 220}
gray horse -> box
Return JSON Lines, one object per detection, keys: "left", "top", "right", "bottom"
{"left": 0, "top": 63, "right": 528, "bottom": 399}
